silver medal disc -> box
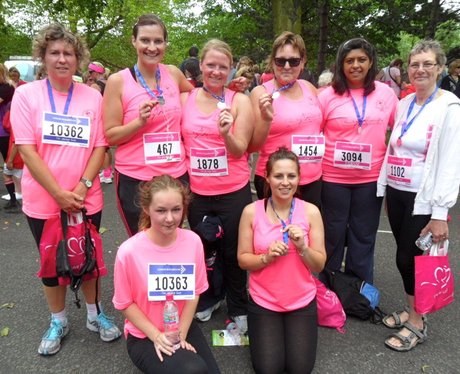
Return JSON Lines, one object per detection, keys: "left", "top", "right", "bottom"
{"left": 271, "top": 91, "right": 280, "bottom": 100}
{"left": 157, "top": 96, "right": 165, "bottom": 106}
{"left": 217, "top": 102, "right": 227, "bottom": 110}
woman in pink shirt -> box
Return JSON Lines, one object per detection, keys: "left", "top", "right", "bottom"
{"left": 103, "top": 14, "right": 193, "bottom": 237}
{"left": 238, "top": 147, "right": 326, "bottom": 374}
{"left": 10, "top": 23, "right": 120, "bottom": 356}
{"left": 181, "top": 39, "right": 254, "bottom": 330}
{"left": 318, "top": 38, "right": 398, "bottom": 284}
{"left": 250, "top": 32, "right": 323, "bottom": 208}
{"left": 113, "top": 175, "right": 220, "bottom": 373}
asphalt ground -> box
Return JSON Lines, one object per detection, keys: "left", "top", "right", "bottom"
{"left": 1, "top": 181, "right": 459, "bottom": 374}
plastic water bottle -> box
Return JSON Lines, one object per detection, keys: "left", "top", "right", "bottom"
{"left": 163, "top": 293, "right": 180, "bottom": 350}
{"left": 415, "top": 232, "right": 433, "bottom": 251}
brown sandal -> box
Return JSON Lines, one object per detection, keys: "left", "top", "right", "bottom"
{"left": 384, "top": 321, "right": 427, "bottom": 352}
{"left": 382, "top": 307, "right": 409, "bottom": 329}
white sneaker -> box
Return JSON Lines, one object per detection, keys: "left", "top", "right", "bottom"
{"left": 194, "top": 301, "right": 222, "bottom": 322}
{"left": 1, "top": 193, "right": 22, "bottom": 201}
{"left": 233, "top": 315, "right": 248, "bottom": 334}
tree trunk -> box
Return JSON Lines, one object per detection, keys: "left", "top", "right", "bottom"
{"left": 426, "top": 0, "right": 441, "bottom": 39}
{"left": 272, "top": 0, "right": 302, "bottom": 36}
{"left": 317, "top": 0, "right": 329, "bottom": 75}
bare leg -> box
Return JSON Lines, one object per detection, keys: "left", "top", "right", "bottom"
{"left": 43, "top": 285, "right": 67, "bottom": 313}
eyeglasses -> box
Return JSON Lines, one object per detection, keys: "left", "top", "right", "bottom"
{"left": 274, "top": 57, "right": 302, "bottom": 68}
{"left": 408, "top": 62, "right": 438, "bottom": 70}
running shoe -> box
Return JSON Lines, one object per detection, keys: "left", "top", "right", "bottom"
{"left": 38, "top": 318, "right": 69, "bottom": 356}
{"left": 86, "top": 312, "right": 122, "bottom": 342}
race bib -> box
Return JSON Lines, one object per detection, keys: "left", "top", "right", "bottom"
{"left": 190, "top": 147, "right": 229, "bottom": 177}
{"left": 386, "top": 155, "right": 413, "bottom": 187}
{"left": 333, "top": 141, "right": 372, "bottom": 170}
{"left": 144, "top": 132, "right": 181, "bottom": 164}
{"left": 148, "top": 263, "right": 195, "bottom": 301}
{"left": 291, "top": 135, "right": 325, "bottom": 163}
{"left": 42, "top": 112, "right": 90, "bottom": 148}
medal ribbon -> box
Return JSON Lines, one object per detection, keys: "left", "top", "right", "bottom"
{"left": 349, "top": 91, "right": 367, "bottom": 129}
{"left": 202, "top": 86, "right": 225, "bottom": 104}
{"left": 46, "top": 79, "right": 74, "bottom": 114}
{"left": 398, "top": 86, "right": 439, "bottom": 142}
{"left": 269, "top": 197, "right": 296, "bottom": 244}
{"left": 272, "top": 80, "right": 296, "bottom": 97}
{"left": 134, "top": 64, "right": 164, "bottom": 101}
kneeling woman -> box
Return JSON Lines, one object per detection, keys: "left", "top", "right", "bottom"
{"left": 237, "top": 148, "right": 326, "bottom": 374}
{"left": 113, "top": 175, "right": 220, "bottom": 373}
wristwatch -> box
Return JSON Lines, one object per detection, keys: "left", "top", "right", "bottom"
{"left": 80, "top": 177, "right": 93, "bottom": 188}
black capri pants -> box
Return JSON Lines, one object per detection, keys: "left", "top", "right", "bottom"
{"left": 386, "top": 186, "right": 431, "bottom": 295}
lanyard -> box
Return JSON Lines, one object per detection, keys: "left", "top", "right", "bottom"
{"left": 271, "top": 80, "right": 295, "bottom": 99}
{"left": 349, "top": 91, "right": 367, "bottom": 131}
{"left": 46, "top": 79, "right": 74, "bottom": 115}
{"left": 269, "top": 197, "right": 296, "bottom": 244}
{"left": 397, "top": 86, "right": 439, "bottom": 145}
{"left": 134, "top": 64, "right": 164, "bottom": 103}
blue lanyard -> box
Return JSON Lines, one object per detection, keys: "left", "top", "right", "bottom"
{"left": 271, "top": 80, "right": 295, "bottom": 97}
{"left": 349, "top": 91, "right": 367, "bottom": 129}
{"left": 46, "top": 79, "right": 74, "bottom": 114}
{"left": 134, "top": 64, "right": 164, "bottom": 101}
{"left": 202, "top": 86, "right": 225, "bottom": 103}
{"left": 269, "top": 197, "right": 296, "bottom": 244}
{"left": 398, "top": 87, "right": 439, "bottom": 142}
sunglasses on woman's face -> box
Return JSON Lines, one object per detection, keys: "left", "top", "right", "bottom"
{"left": 274, "top": 57, "right": 302, "bottom": 68}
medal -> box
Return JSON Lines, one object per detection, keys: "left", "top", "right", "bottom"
{"left": 349, "top": 91, "right": 367, "bottom": 134}
{"left": 271, "top": 81, "right": 295, "bottom": 100}
{"left": 217, "top": 101, "right": 227, "bottom": 110}
{"left": 397, "top": 138, "right": 402, "bottom": 147}
{"left": 157, "top": 96, "right": 165, "bottom": 106}
{"left": 358, "top": 126, "right": 362, "bottom": 134}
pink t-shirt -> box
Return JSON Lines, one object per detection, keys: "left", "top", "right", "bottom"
{"left": 11, "top": 80, "right": 107, "bottom": 219}
{"left": 255, "top": 80, "right": 323, "bottom": 185}
{"left": 181, "top": 88, "right": 250, "bottom": 195}
{"left": 318, "top": 82, "right": 398, "bottom": 184}
{"left": 249, "top": 198, "right": 316, "bottom": 312}
{"left": 113, "top": 228, "right": 208, "bottom": 339}
{"left": 116, "top": 65, "right": 186, "bottom": 180}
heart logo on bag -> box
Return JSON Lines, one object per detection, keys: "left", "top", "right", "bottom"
{"left": 421, "top": 265, "right": 451, "bottom": 288}
{"left": 67, "top": 236, "right": 85, "bottom": 257}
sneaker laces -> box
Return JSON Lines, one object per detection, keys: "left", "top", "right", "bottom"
{"left": 44, "top": 319, "right": 65, "bottom": 339}
{"left": 96, "top": 312, "right": 116, "bottom": 329}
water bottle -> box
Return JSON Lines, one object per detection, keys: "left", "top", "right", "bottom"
{"left": 415, "top": 232, "right": 433, "bottom": 251}
{"left": 163, "top": 293, "right": 180, "bottom": 350}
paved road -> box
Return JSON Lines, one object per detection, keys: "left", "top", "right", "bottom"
{"left": 1, "top": 182, "right": 459, "bottom": 374}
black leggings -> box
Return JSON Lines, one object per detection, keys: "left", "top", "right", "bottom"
{"left": 254, "top": 174, "right": 322, "bottom": 209}
{"left": 27, "top": 212, "right": 102, "bottom": 287}
{"left": 126, "top": 320, "right": 220, "bottom": 374}
{"left": 247, "top": 297, "right": 318, "bottom": 374}
{"left": 386, "top": 186, "right": 430, "bottom": 295}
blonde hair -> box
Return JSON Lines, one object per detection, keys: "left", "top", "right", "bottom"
{"left": 448, "top": 59, "right": 460, "bottom": 75}
{"left": 138, "top": 175, "right": 190, "bottom": 231}
{"left": 0, "top": 63, "right": 12, "bottom": 85}
{"left": 201, "top": 39, "right": 233, "bottom": 66}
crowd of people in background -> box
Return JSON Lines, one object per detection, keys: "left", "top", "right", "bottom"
{"left": 1, "top": 12, "right": 460, "bottom": 374}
